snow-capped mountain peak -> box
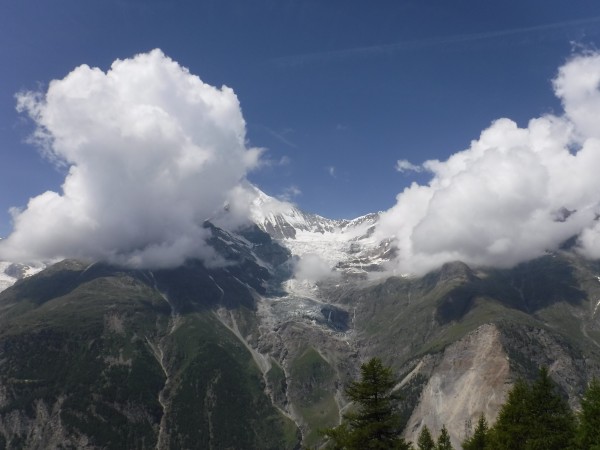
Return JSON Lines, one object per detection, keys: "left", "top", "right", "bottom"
{"left": 248, "top": 187, "right": 391, "bottom": 276}
{"left": 0, "top": 261, "right": 45, "bottom": 293}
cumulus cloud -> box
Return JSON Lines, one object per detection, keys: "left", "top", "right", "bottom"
{"left": 377, "top": 52, "right": 600, "bottom": 275}
{"left": 395, "top": 159, "right": 423, "bottom": 173}
{"left": 1, "top": 49, "right": 261, "bottom": 268}
{"left": 294, "top": 253, "right": 339, "bottom": 282}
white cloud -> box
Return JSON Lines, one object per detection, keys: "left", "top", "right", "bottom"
{"left": 278, "top": 155, "right": 291, "bottom": 166}
{"left": 328, "top": 166, "right": 336, "bottom": 177}
{"left": 395, "top": 159, "right": 423, "bottom": 173}
{"left": 278, "top": 185, "right": 302, "bottom": 202}
{"left": 257, "top": 153, "right": 290, "bottom": 169}
{"left": 553, "top": 51, "right": 600, "bottom": 141}
{"left": 1, "top": 49, "right": 261, "bottom": 268}
{"left": 294, "top": 253, "right": 339, "bottom": 282}
{"left": 377, "top": 52, "right": 600, "bottom": 275}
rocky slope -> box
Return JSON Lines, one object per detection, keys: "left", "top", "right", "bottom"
{"left": 247, "top": 186, "right": 390, "bottom": 276}
{"left": 245, "top": 192, "right": 600, "bottom": 446}
{"left": 402, "top": 324, "right": 511, "bottom": 447}
{"left": 1, "top": 191, "right": 600, "bottom": 448}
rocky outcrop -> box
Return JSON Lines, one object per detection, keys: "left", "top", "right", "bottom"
{"left": 403, "top": 324, "right": 511, "bottom": 448}
{"left": 498, "top": 321, "right": 600, "bottom": 407}
{"left": 0, "top": 396, "right": 94, "bottom": 449}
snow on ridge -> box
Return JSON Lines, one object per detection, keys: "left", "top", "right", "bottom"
{"left": 0, "top": 263, "right": 14, "bottom": 293}
{"left": 0, "top": 261, "right": 46, "bottom": 293}
{"left": 250, "top": 187, "right": 377, "bottom": 238}
{"left": 250, "top": 188, "right": 341, "bottom": 233}
{"left": 248, "top": 186, "right": 387, "bottom": 275}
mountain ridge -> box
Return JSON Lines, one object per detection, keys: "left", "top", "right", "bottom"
{"left": 1, "top": 187, "right": 600, "bottom": 448}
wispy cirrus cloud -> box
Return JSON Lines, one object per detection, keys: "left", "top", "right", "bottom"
{"left": 273, "top": 16, "right": 600, "bottom": 67}
{"left": 261, "top": 125, "right": 298, "bottom": 149}
{"left": 395, "top": 159, "right": 423, "bottom": 174}
{"left": 277, "top": 185, "right": 302, "bottom": 202}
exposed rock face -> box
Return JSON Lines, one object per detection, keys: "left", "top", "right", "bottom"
{"left": 498, "top": 322, "right": 598, "bottom": 407}
{"left": 437, "top": 261, "right": 477, "bottom": 285}
{"left": 2, "top": 196, "right": 600, "bottom": 448}
{"left": 404, "top": 324, "right": 511, "bottom": 448}
{"left": 0, "top": 396, "right": 94, "bottom": 450}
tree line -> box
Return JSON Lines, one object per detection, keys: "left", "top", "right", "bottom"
{"left": 320, "top": 358, "right": 600, "bottom": 449}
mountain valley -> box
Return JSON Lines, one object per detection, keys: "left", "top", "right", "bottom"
{"left": 1, "top": 190, "right": 600, "bottom": 448}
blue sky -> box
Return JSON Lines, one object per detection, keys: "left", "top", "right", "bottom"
{"left": 2, "top": 0, "right": 600, "bottom": 238}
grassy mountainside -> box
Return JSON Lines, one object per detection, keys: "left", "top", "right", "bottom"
{"left": 321, "top": 255, "right": 600, "bottom": 370}
{"left": 0, "top": 257, "right": 299, "bottom": 449}
{"left": 2, "top": 220, "right": 600, "bottom": 449}
{"left": 287, "top": 346, "right": 338, "bottom": 446}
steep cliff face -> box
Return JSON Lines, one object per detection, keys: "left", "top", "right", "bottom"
{"left": 403, "top": 324, "right": 511, "bottom": 447}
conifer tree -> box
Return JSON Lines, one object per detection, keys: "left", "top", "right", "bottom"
{"left": 576, "top": 378, "right": 600, "bottom": 450}
{"left": 488, "top": 367, "right": 575, "bottom": 450}
{"left": 322, "top": 357, "right": 410, "bottom": 449}
{"left": 436, "top": 425, "right": 453, "bottom": 450}
{"left": 462, "top": 414, "right": 488, "bottom": 450}
{"left": 527, "top": 367, "right": 575, "bottom": 449}
{"left": 488, "top": 378, "right": 530, "bottom": 449}
{"left": 416, "top": 425, "right": 435, "bottom": 450}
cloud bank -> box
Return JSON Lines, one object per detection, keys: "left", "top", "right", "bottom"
{"left": 5, "top": 49, "right": 600, "bottom": 276}
{"left": 1, "top": 49, "right": 261, "bottom": 268}
{"left": 377, "top": 52, "right": 600, "bottom": 275}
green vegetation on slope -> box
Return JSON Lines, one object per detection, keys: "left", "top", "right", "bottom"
{"left": 164, "top": 313, "right": 298, "bottom": 449}
{"left": 289, "top": 346, "right": 339, "bottom": 446}
{"left": 0, "top": 260, "right": 300, "bottom": 449}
